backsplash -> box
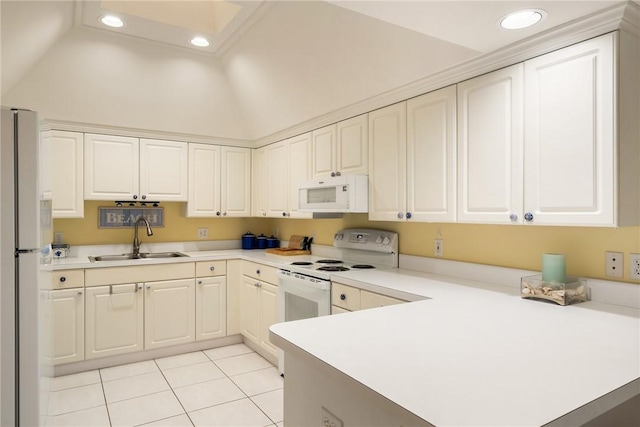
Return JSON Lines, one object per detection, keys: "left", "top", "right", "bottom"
{"left": 54, "top": 203, "right": 640, "bottom": 283}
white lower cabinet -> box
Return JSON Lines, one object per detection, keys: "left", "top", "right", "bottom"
{"left": 85, "top": 284, "right": 143, "bottom": 360}
{"left": 144, "top": 279, "right": 196, "bottom": 350}
{"left": 46, "top": 288, "right": 84, "bottom": 365}
{"left": 196, "top": 277, "right": 227, "bottom": 341}
{"left": 240, "top": 261, "right": 279, "bottom": 359}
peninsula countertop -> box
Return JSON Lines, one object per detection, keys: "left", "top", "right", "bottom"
{"left": 271, "top": 268, "right": 640, "bottom": 426}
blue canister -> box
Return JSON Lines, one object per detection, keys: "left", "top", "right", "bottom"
{"left": 256, "top": 234, "right": 268, "bottom": 249}
{"left": 266, "top": 235, "right": 280, "bottom": 248}
{"left": 242, "top": 232, "right": 256, "bottom": 250}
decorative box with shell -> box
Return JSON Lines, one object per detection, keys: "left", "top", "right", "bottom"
{"left": 520, "top": 275, "right": 587, "bottom": 306}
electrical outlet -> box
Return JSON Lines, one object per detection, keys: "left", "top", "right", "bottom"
{"left": 434, "top": 239, "right": 443, "bottom": 257}
{"left": 321, "top": 407, "right": 343, "bottom": 427}
{"left": 605, "top": 251, "right": 623, "bottom": 278}
{"left": 630, "top": 253, "right": 640, "bottom": 280}
{"left": 197, "top": 228, "right": 208, "bottom": 239}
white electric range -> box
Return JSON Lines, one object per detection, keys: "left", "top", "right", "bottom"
{"left": 276, "top": 228, "right": 398, "bottom": 373}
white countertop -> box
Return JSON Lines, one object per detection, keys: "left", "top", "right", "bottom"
{"left": 271, "top": 268, "right": 640, "bottom": 426}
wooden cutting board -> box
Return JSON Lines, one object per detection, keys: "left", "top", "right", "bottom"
{"left": 265, "top": 248, "right": 311, "bottom": 256}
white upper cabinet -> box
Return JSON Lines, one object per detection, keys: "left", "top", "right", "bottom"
{"left": 457, "top": 64, "right": 524, "bottom": 224}
{"left": 139, "top": 139, "right": 188, "bottom": 202}
{"left": 185, "top": 144, "right": 251, "bottom": 217}
{"left": 39, "top": 130, "right": 52, "bottom": 201}
{"left": 523, "top": 33, "right": 614, "bottom": 226}
{"left": 259, "top": 133, "right": 312, "bottom": 218}
{"left": 50, "top": 131, "right": 84, "bottom": 218}
{"left": 84, "top": 134, "right": 139, "bottom": 200}
{"left": 368, "top": 102, "right": 407, "bottom": 221}
{"left": 84, "top": 134, "right": 187, "bottom": 201}
{"left": 221, "top": 146, "right": 251, "bottom": 217}
{"left": 407, "top": 86, "right": 457, "bottom": 222}
{"left": 311, "top": 114, "right": 368, "bottom": 179}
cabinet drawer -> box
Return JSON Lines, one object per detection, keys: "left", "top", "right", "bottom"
{"left": 360, "top": 290, "right": 405, "bottom": 310}
{"left": 242, "top": 261, "right": 278, "bottom": 285}
{"left": 51, "top": 269, "right": 84, "bottom": 289}
{"left": 331, "top": 305, "right": 351, "bottom": 315}
{"left": 85, "top": 263, "right": 195, "bottom": 286}
{"left": 331, "top": 282, "right": 361, "bottom": 311}
{"left": 196, "top": 260, "right": 226, "bottom": 277}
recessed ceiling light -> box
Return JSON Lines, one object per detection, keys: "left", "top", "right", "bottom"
{"left": 100, "top": 15, "right": 124, "bottom": 28}
{"left": 190, "top": 37, "right": 210, "bottom": 47}
{"left": 500, "top": 9, "right": 546, "bottom": 30}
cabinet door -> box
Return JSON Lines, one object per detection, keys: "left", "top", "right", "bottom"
{"left": 139, "top": 139, "right": 188, "bottom": 201}
{"left": 524, "top": 34, "right": 614, "bottom": 225}
{"left": 51, "top": 131, "right": 84, "bottom": 218}
{"left": 39, "top": 130, "right": 52, "bottom": 201}
{"left": 144, "top": 279, "right": 195, "bottom": 350}
{"left": 85, "top": 284, "right": 143, "bottom": 359}
{"left": 263, "top": 141, "right": 289, "bottom": 218}
{"left": 457, "top": 64, "right": 524, "bottom": 223}
{"left": 336, "top": 114, "right": 368, "bottom": 176}
{"left": 84, "top": 134, "right": 139, "bottom": 200}
{"left": 259, "top": 281, "right": 279, "bottom": 358}
{"left": 252, "top": 148, "right": 266, "bottom": 217}
{"left": 196, "top": 277, "right": 227, "bottom": 341}
{"left": 368, "top": 102, "right": 407, "bottom": 221}
{"left": 407, "top": 86, "right": 457, "bottom": 222}
{"left": 46, "top": 288, "right": 84, "bottom": 365}
{"left": 221, "top": 146, "right": 251, "bottom": 217}
{"left": 240, "top": 276, "right": 261, "bottom": 346}
{"left": 311, "top": 124, "right": 336, "bottom": 179}
{"left": 287, "top": 133, "right": 312, "bottom": 218}
{"left": 186, "top": 143, "right": 221, "bottom": 217}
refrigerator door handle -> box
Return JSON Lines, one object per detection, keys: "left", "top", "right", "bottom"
{"left": 15, "top": 249, "right": 39, "bottom": 254}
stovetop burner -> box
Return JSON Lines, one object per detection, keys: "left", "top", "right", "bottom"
{"left": 351, "top": 264, "right": 375, "bottom": 269}
{"left": 317, "top": 266, "right": 350, "bottom": 272}
{"left": 316, "top": 259, "right": 343, "bottom": 264}
{"left": 290, "top": 261, "right": 313, "bottom": 266}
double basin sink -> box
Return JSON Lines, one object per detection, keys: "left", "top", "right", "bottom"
{"left": 89, "top": 252, "right": 187, "bottom": 262}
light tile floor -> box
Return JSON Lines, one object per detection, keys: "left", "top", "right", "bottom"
{"left": 45, "top": 344, "right": 284, "bottom": 427}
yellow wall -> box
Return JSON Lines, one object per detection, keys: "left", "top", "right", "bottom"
{"left": 56, "top": 203, "right": 640, "bottom": 283}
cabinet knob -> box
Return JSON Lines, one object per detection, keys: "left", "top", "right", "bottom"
{"left": 397, "top": 212, "right": 404, "bottom": 219}
{"left": 198, "top": 280, "right": 203, "bottom": 285}
{"left": 141, "top": 195, "right": 147, "bottom": 200}
{"left": 509, "top": 213, "right": 518, "bottom": 222}
{"left": 133, "top": 195, "right": 138, "bottom": 200}
{"left": 216, "top": 212, "right": 221, "bottom": 216}
{"left": 256, "top": 269, "right": 260, "bottom": 275}
{"left": 223, "top": 212, "right": 227, "bottom": 216}
{"left": 262, "top": 212, "right": 266, "bottom": 217}
{"left": 77, "top": 291, "right": 83, "bottom": 295}
{"left": 340, "top": 294, "right": 346, "bottom": 300}
{"left": 255, "top": 282, "right": 262, "bottom": 288}
{"left": 406, "top": 212, "right": 412, "bottom": 219}
{"left": 59, "top": 277, "right": 66, "bottom": 282}
{"left": 146, "top": 285, "right": 151, "bottom": 289}
{"left": 210, "top": 266, "right": 215, "bottom": 272}
{"left": 282, "top": 212, "right": 287, "bottom": 217}
{"left": 336, "top": 171, "right": 341, "bottom": 176}
{"left": 331, "top": 172, "right": 336, "bottom": 177}
{"left": 524, "top": 212, "right": 534, "bottom": 222}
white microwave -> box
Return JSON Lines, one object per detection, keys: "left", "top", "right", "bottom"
{"left": 298, "top": 175, "right": 368, "bottom": 213}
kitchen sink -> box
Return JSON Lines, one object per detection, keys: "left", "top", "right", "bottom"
{"left": 89, "top": 252, "right": 187, "bottom": 262}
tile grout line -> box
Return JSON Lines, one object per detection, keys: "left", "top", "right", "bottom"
{"left": 151, "top": 357, "right": 196, "bottom": 427}
{"left": 98, "top": 370, "right": 114, "bottom": 427}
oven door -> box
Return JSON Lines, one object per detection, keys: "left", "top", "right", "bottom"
{"left": 277, "top": 270, "right": 331, "bottom": 373}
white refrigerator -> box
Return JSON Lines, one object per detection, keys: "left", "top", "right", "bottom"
{"left": 1, "top": 107, "right": 52, "bottom": 426}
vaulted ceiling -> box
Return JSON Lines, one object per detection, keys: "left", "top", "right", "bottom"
{"left": 0, "top": 0, "right": 630, "bottom": 143}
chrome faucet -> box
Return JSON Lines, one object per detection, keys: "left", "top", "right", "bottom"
{"left": 132, "top": 216, "right": 153, "bottom": 256}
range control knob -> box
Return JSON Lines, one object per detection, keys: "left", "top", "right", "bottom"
{"left": 382, "top": 237, "right": 390, "bottom": 245}
{"left": 375, "top": 236, "right": 383, "bottom": 244}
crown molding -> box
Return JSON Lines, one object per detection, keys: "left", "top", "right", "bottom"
{"left": 45, "top": 119, "right": 253, "bottom": 148}
{"left": 253, "top": 1, "right": 630, "bottom": 148}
